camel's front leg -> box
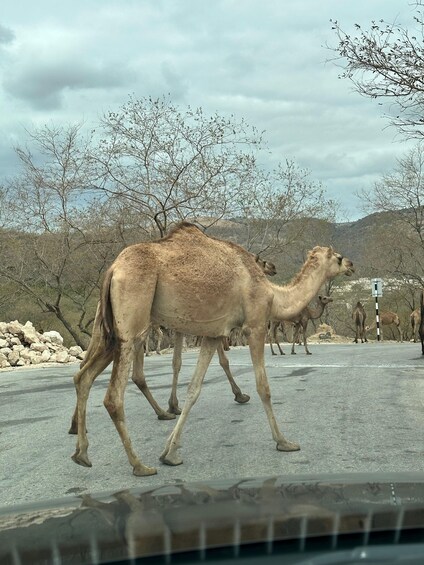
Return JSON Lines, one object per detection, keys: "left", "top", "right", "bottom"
{"left": 105, "top": 343, "right": 157, "bottom": 476}
{"left": 303, "top": 323, "right": 312, "bottom": 355}
{"left": 160, "top": 337, "right": 219, "bottom": 466}
{"left": 248, "top": 328, "right": 300, "bottom": 452}
{"left": 216, "top": 341, "right": 250, "bottom": 404}
{"left": 131, "top": 340, "right": 176, "bottom": 420}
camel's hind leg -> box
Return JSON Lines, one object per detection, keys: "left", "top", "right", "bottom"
{"left": 248, "top": 328, "right": 300, "bottom": 452}
{"left": 131, "top": 340, "right": 176, "bottom": 420}
{"left": 167, "top": 332, "right": 184, "bottom": 415}
{"left": 71, "top": 347, "right": 114, "bottom": 466}
{"left": 160, "top": 337, "right": 219, "bottom": 466}
{"left": 216, "top": 341, "right": 250, "bottom": 404}
{"left": 104, "top": 341, "right": 157, "bottom": 476}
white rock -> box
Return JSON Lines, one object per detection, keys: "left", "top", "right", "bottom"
{"left": 40, "top": 349, "right": 51, "bottom": 362}
{"left": 42, "top": 331, "right": 64, "bottom": 345}
{"left": 55, "top": 351, "right": 69, "bottom": 363}
{"left": 30, "top": 342, "right": 49, "bottom": 352}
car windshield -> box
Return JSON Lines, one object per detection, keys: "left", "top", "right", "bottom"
{"left": 0, "top": 1, "right": 423, "bottom": 564}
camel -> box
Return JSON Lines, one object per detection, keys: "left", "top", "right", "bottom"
{"left": 419, "top": 290, "right": 424, "bottom": 355}
{"left": 69, "top": 253, "right": 277, "bottom": 427}
{"left": 268, "top": 321, "right": 291, "bottom": 355}
{"left": 71, "top": 222, "right": 354, "bottom": 476}
{"left": 366, "top": 311, "right": 403, "bottom": 342}
{"left": 290, "top": 295, "right": 333, "bottom": 355}
{"left": 352, "top": 301, "right": 367, "bottom": 343}
{"left": 268, "top": 296, "right": 332, "bottom": 355}
{"left": 410, "top": 308, "right": 421, "bottom": 342}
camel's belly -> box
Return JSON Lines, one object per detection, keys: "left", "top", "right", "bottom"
{"left": 151, "top": 283, "right": 243, "bottom": 337}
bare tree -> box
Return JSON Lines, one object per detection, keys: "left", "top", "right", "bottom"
{"left": 89, "top": 95, "right": 264, "bottom": 237}
{"left": 0, "top": 124, "right": 127, "bottom": 347}
{"left": 329, "top": 4, "right": 424, "bottom": 138}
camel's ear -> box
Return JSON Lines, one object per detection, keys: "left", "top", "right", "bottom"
{"left": 326, "top": 247, "right": 334, "bottom": 258}
{"left": 254, "top": 254, "right": 260, "bottom": 262}
{"left": 318, "top": 295, "right": 322, "bottom": 300}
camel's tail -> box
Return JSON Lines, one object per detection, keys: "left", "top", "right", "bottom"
{"left": 100, "top": 267, "right": 118, "bottom": 352}
{"left": 420, "top": 290, "right": 424, "bottom": 320}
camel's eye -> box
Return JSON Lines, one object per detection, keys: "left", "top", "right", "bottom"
{"left": 337, "top": 255, "right": 343, "bottom": 264}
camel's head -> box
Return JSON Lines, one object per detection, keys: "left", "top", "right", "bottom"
{"left": 318, "top": 295, "right": 334, "bottom": 306}
{"left": 324, "top": 247, "right": 355, "bottom": 277}
{"left": 255, "top": 255, "right": 277, "bottom": 277}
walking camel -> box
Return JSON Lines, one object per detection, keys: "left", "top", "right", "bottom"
{"left": 268, "top": 321, "right": 291, "bottom": 355}
{"left": 70, "top": 254, "right": 276, "bottom": 428}
{"left": 268, "top": 296, "right": 333, "bottom": 355}
{"left": 352, "top": 301, "right": 367, "bottom": 343}
{"left": 71, "top": 222, "right": 354, "bottom": 476}
{"left": 290, "top": 295, "right": 333, "bottom": 355}
{"left": 410, "top": 308, "right": 421, "bottom": 343}
{"left": 366, "top": 311, "right": 403, "bottom": 342}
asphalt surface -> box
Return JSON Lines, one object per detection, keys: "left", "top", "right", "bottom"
{"left": 1, "top": 341, "right": 423, "bottom": 508}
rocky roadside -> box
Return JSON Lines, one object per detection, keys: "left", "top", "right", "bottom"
{"left": 0, "top": 320, "right": 86, "bottom": 370}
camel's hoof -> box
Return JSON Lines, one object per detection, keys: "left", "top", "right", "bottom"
{"left": 306, "top": 352, "right": 312, "bottom": 355}
{"left": 133, "top": 464, "right": 157, "bottom": 476}
{"left": 271, "top": 352, "right": 276, "bottom": 356}
{"left": 157, "top": 412, "right": 176, "bottom": 420}
{"left": 168, "top": 405, "right": 182, "bottom": 415}
{"left": 291, "top": 352, "right": 296, "bottom": 355}
{"left": 234, "top": 393, "right": 250, "bottom": 404}
{"left": 276, "top": 440, "right": 300, "bottom": 452}
{"left": 159, "top": 451, "right": 183, "bottom": 466}
{"left": 71, "top": 451, "right": 92, "bottom": 467}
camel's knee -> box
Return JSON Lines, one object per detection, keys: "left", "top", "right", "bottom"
{"left": 256, "top": 380, "right": 271, "bottom": 402}
{"left": 131, "top": 372, "right": 148, "bottom": 391}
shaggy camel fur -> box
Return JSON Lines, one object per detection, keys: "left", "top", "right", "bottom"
{"left": 410, "top": 308, "right": 421, "bottom": 343}
{"left": 71, "top": 222, "right": 354, "bottom": 476}
{"left": 290, "top": 295, "right": 333, "bottom": 355}
{"left": 366, "top": 311, "right": 403, "bottom": 342}
{"left": 352, "top": 301, "right": 367, "bottom": 344}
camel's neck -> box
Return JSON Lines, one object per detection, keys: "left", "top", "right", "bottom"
{"left": 269, "top": 265, "right": 329, "bottom": 320}
{"left": 308, "top": 302, "right": 326, "bottom": 320}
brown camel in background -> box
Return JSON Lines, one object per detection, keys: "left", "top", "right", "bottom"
{"left": 352, "top": 301, "right": 367, "bottom": 343}
{"left": 410, "top": 308, "right": 421, "bottom": 343}
{"left": 71, "top": 222, "right": 354, "bottom": 476}
{"left": 366, "top": 311, "right": 403, "bottom": 342}
{"left": 290, "top": 295, "right": 333, "bottom": 355}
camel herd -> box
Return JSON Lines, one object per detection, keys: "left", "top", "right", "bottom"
{"left": 68, "top": 222, "right": 422, "bottom": 476}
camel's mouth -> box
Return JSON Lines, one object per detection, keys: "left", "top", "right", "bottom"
{"left": 345, "top": 266, "right": 355, "bottom": 276}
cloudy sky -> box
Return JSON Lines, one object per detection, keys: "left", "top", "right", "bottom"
{"left": 0, "top": 0, "right": 418, "bottom": 221}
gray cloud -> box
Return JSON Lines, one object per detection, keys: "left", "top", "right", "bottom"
{"left": 3, "top": 59, "right": 133, "bottom": 110}
{"left": 0, "top": 24, "right": 15, "bottom": 45}
{"left": 0, "top": 0, "right": 418, "bottom": 220}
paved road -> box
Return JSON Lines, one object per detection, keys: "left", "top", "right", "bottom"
{"left": 1, "top": 342, "right": 423, "bottom": 508}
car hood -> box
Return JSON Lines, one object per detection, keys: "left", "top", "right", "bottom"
{"left": 1, "top": 472, "right": 423, "bottom": 564}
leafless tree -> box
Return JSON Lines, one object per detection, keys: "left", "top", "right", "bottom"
{"left": 329, "top": 3, "right": 424, "bottom": 138}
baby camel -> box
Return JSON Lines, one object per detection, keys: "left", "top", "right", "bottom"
{"left": 71, "top": 222, "right": 354, "bottom": 476}
{"left": 290, "top": 295, "right": 333, "bottom": 355}
{"left": 268, "top": 296, "right": 333, "bottom": 355}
